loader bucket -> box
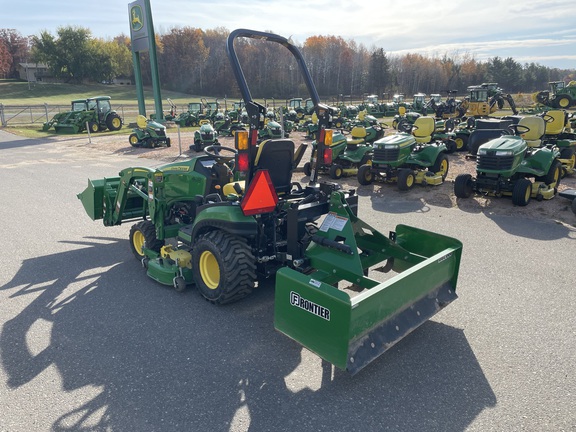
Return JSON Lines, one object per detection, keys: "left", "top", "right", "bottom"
{"left": 54, "top": 123, "right": 80, "bottom": 134}
{"left": 77, "top": 177, "right": 119, "bottom": 220}
{"left": 274, "top": 191, "right": 462, "bottom": 375}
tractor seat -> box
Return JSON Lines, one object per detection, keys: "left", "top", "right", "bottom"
{"left": 222, "top": 139, "right": 295, "bottom": 196}
{"left": 518, "top": 116, "right": 545, "bottom": 148}
{"left": 412, "top": 116, "right": 435, "bottom": 143}
{"left": 136, "top": 115, "right": 148, "bottom": 128}
{"left": 347, "top": 126, "right": 367, "bottom": 145}
{"left": 544, "top": 110, "right": 565, "bottom": 136}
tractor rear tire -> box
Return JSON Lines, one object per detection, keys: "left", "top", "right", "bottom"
{"left": 554, "top": 95, "right": 573, "bottom": 109}
{"left": 397, "top": 168, "right": 415, "bottom": 191}
{"left": 192, "top": 230, "right": 257, "bottom": 305}
{"left": 357, "top": 164, "right": 374, "bottom": 185}
{"left": 106, "top": 113, "right": 123, "bottom": 131}
{"left": 454, "top": 174, "right": 473, "bottom": 198}
{"left": 559, "top": 148, "right": 575, "bottom": 178}
{"left": 430, "top": 153, "right": 449, "bottom": 181}
{"left": 129, "top": 220, "right": 164, "bottom": 260}
{"left": 537, "top": 160, "right": 562, "bottom": 188}
{"left": 512, "top": 178, "right": 532, "bottom": 206}
{"left": 454, "top": 135, "right": 468, "bottom": 151}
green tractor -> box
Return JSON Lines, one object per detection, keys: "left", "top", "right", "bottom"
{"left": 454, "top": 121, "right": 562, "bottom": 206}
{"left": 357, "top": 116, "right": 450, "bottom": 190}
{"left": 534, "top": 81, "right": 576, "bottom": 109}
{"left": 42, "top": 96, "right": 123, "bottom": 134}
{"left": 77, "top": 29, "right": 464, "bottom": 375}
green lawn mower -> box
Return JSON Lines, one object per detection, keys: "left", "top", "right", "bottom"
{"left": 190, "top": 121, "right": 219, "bottom": 152}
{"left": 357, "top": 116, "right": 450, "bottom": 190}
{"left": 454, "top": 123, "right": 562, "bottom": 206}
{"left": 128, "top": 115, "right": 171, "bottom": 148}
{"left": 78, "top": 29, "right": 464, "bottom": 376}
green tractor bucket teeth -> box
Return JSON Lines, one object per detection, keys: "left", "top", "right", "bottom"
{"left": 274, "top": 191, "right": 462, "bottom": 375}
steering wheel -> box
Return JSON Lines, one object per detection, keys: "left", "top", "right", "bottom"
{"left": 509, "top": 124, "right": 530, "bottom": 136}
{"left": 204, "top": 145, "right": 238, "bottom": 164}
{"left": 542, "top": 114, "right": 554, "bottom": 124}
{"left": 397, "top": 119, "right": 412, "bottom": 133}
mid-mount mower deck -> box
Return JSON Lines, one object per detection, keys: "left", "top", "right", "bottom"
{"left": 77, "top": 29, "right": 464, "bottom": 375}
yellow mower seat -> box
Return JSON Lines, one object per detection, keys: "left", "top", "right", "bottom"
{"left": 347, "top": 126, "right": 367, "bottom": 145}
{"left": 137, "top": 115, "right": 148, "bottom": 128}
{"left": 544, "top": 110, "right": 565, "bottom": 136}
{"left": 518, "top": 116, "right": 545, "bottom": 148}
{"left": 412, "top": 116, "right": 435, "bottom": 143}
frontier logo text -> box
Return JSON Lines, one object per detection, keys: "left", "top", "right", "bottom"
{"left": 290, "top": 292, "right": 331, "bottom": 321}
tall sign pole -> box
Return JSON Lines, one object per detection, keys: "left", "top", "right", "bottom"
{"left": 128, "top": 0, "right": 163, "bottom": 119}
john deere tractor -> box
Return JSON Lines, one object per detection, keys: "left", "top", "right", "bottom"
{"left": 534, "top": 81, "right": 576, "bottom": 109}
{"left": 454, "top": 121, "right": 562, "bottom": 206}
{"left": 78, "top": 29, "right": 463, "bottom": 376}
{"left": 42, "top": 96, "right": 122, "bottom": 134}
{"left": 357, "top": 116, "right": 450, "bottom": 190}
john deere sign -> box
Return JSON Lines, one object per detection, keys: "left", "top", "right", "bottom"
{"left": 129, "top": 0, "right": 149, "bottom": 52}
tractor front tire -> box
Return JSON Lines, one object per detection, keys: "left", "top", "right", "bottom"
{"left": 106, "top": 113, "right": 123, "bottom": 131}
{"left": 192, "top": 230, "right": 257, "bottom": 305}
{"left": 88, "top": 122, "right": 100, "bottom": 133}
{"left": 129, "top": 220, "right": 164, "bottom": 260}
{"left": 454, "top": 174, "right": 473, "bottom": 198}
{"left": 512, "top": 178, "right": 532, "bottom": 206}
{"left": 454, "top": 135, "right": 468, "bottom": 151}
{"left": 357, "top": 164, "right": 374, "bottom": 185}
{"left": 397, "top": 168, "right": 415, "bottom": 191}
{"left": 554, "top": 95, "right": 572, "bottom": 109}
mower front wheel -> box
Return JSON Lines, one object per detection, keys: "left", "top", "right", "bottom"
{"left": 357, "top": 164, "right": 374, "bottom": 185}
{"left": 128, "top": 133, "right": 140, "bottom": 147}
{"left": 397, "top": 168, "right": 415, "bottom": 191}
{"left": 454, "top": 174, "right": 473, "bottom": 198}
{"left": 329, "top": 164, "right": 343, "bottom": 179}
{"left": 512, "top": 178, "right": 532, "bottom": 206}
{"left": 303, "top": 162, "right": 312, "bottom": 177}
{"left": 192, "top": 230, "right": 257, "bottom": 305}
{"left": 129, "top": 220, "right": 164, "bottom": 260}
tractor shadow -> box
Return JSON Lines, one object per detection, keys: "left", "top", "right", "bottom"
{"left": 1, "top": 237, "right": 495, "bottom": 431}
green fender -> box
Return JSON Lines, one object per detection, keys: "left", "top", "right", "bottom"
{"left": 518, "top": 146, "right": 560, "bottom": 177}
{"left": 408, "top": 143, "right": 448, "bottom": 167}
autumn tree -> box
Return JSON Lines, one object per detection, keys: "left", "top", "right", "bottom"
{"left": 0, "top": 29, "right": 29, "bottom": 79}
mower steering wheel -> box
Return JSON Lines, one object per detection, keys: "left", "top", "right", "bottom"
{"left": 509, "top": 124, "right": 530, "bottom": 136}
{"left": 542, "top": 114, "right": 554, "bottom": 123}
{"left": 204, "top": 145, "right": 238, "bottom": 164}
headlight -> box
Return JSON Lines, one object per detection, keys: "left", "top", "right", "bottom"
{"left": 383, "top": 144, "right": 397, "bottom": 149}
{"left": 477, "top": 148, "right": 488, "bottom": 155}
{"left": 495, "top": 150, "right": 513, "bottom": 156}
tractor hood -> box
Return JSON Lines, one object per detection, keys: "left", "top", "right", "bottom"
{"left": 477, "top": 135, "right": 526, "bottom": 157}
{"left": 373, "top": 133, "right": 415, "bottom": 149}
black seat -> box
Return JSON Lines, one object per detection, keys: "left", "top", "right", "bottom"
{"left": 254, "top": 139, "right": 295, "bottom": 194}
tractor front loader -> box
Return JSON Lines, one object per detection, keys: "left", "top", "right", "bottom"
{"left": 77, "top": 29, "right": 463, "bottom": 375}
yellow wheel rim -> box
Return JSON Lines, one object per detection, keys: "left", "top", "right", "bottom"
{"left": 525, "top": 183, "right": 532, "bottom": 202}
{"left": 130, "top": 135, "right": 139, "bottom": 145}
{"left": 199, "top": 250, "right": 220, "bottom": 290}
{"left": 558, "top": 98, "right": 569, "bottom": 108}
{"left": 553, "top": 167, "right": 560, "bottom": 184}
{"left": 91, "top": 124, "right": 99, "bottom": 132}
{"left": 455, "top": 138, "right": 464, "bottom": 150}
{"left": 112, "top": 118, "right": 121, "bottom": 129}
{"left": 132, "top": 230, "right": 145, "bottom": 256}
{"left": 406, "top": 174, "right": 414, "bottom": 187}
{"left": 567, "top": 154, "right": 576, "bottom": 170}
{"left": 440, "top": 159, "right": 448, "bottom": 176}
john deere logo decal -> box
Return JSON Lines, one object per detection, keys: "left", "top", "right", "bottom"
{"left": 131, "top": 6, "right": 144, "bottom": 31}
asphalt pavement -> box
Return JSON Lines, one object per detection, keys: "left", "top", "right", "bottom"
{"left": 0, "top": 130, "right": 575, "bottom": 432}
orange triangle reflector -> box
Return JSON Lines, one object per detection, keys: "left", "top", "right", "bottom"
{"left": 241, "top": 170, "right": 279, "bottom": 216}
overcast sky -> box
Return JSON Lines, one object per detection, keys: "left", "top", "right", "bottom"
{"left": 4, "top": 0, "right": 576, "bottom": 69}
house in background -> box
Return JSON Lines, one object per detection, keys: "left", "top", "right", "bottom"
{"left": 17, "top": 63, "right": 60, "bottom": 83}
